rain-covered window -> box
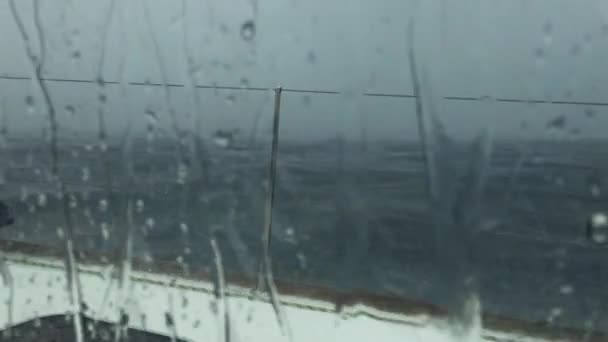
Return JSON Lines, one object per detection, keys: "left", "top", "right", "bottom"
{"left": 0, "top": 1, "right": 607, "bottom": 341}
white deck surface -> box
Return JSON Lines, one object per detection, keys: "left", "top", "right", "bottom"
{"left": 0, "top": 251, "right": 555, "bottom": 342}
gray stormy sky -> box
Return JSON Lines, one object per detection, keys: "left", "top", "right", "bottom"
{"left": 0, "top": 0, "right": 607, "bottom": 142}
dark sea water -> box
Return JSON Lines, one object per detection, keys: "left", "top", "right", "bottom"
{"left": 1, "top": 137, "right": 607, "bottom": 332}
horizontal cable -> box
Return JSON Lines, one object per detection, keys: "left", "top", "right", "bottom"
{"left": 1, "top": 74, "right": 607, "bottom": 106}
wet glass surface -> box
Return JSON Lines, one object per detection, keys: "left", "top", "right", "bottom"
{"left": 0, "top": 1, "right": 607, "bottom": 341}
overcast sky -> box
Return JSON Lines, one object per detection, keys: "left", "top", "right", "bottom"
{"left": 0, "top": 0, "right": 607, "bottom": 142}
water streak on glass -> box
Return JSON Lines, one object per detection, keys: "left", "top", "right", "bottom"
{"left": 8, "top": 1, "right": 84, "bottom": 341}
{"left": 141, "top": 0, "right": 184, "bottom": 153}
{"left": 180, "top": 0, "right": 209, "bottom": 185}
{"left": 210, "top": 236, "right": 231, "bottom": 342}
{"left": 255, "top": 87, "right": 292, "bottom": 339}
{"left": 0, "top": 257, "right": 14, "bottom": 334}
{"left": 408, "top": 4, "right": 487, "bottom": 337}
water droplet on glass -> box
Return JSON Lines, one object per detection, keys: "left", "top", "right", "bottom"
{"left": 99, "top": 198, "right": 108, "bottom": 212}
{"left": 143, "top": 252, "right": 153, "bottom": 264}
{"left": 559, "top": 285, "right": 574, "bottom": 295}
{"left": 225, "top": 94, "right": 237, "bottom": 105}
{"left": 188, "top": 61, "right": 203, "bottom": 76}
{"left": 302, "top": 95, "right": 311, "bottom": 107}
{"left": 38, "top": 193, "right": 47, "bottom": 207}
{"left": 219, "top": 23, "right": 229, "bottom": 34}
{"left": 480, "top": 95, "right": 494, "bottom": 103}
{"left": 543, "top": 20, "right": 553, "bottom": 35}
{"left": 98, "top": 93, "right": 107, "bottom": 103}
{"left": 570, "top": 43, "right": 581, "bottom": 56}
{"left": 56, "top": 227, "right": 64, "bottom": 238}
{"left": 180, "top": 222, "right": 189, "bottom": 234}
{"left": 165, "top": 312, "right": 174, "bottom": 327}
{"left": 543, "top": 20, "right": 553, "bottom": 45}
{"left": 534, "top": 47, "right": 545, "bottom": 59}
{"left": 145, "top": 217, "right": 155, "bottom": 229}
{"left": 65, "top": 105, "right": 75, "bottom": 116}
{"left": 69, "top": 195, "right": 78, "bottom": 208}
{"left": 25, "top": 95, "right": 35, "bottom": 113}
{"left": 71, "top": 50, "right": 81, "bottom": 59}
{"left": 240, "top": 77, "right": 250, "bottom": 87}
{"left": 146, "top": 123, "right": 156, "bottom": 142}
{"left": 212, "top": 129, "right": 236, "bottom": 148}
{"left": 587, "top": 212, "right": 608, "bottom": 244}
{"left": 548, "top": 307, "right": 563, "bottom": 322}
{"left": 94, "top": 77, "right": 104, "bottom": 88}
{"left": 240, "top": 20, "right": 255, "bottom": 42}
{"left": 306, "top": 51, "right": 316, "bottom": 64}
{"left": 101, "top": 222, "right": 109, "bottom": 240}
{"left": 284, "top": 226, "right": 297, "bottom": 244}
{"left": 136, "top": 199, "right": 144, "bottom": 213}
{"left": 145, "top": 109, "right": 158, "bottom": 123}
{"left": 546, "top": 115, "right": 566, "bottom": 131}
{"left": 81, "top": 166, "right": 90, "bottom": 181}
{"left": 590, "top": 183, "right": 601, "bottom": 197}
{"left": 297, "top": 252, "right": 307, "bottom": 269}
{"left": 584, "top": 107, "right": 595, "bottom": 117}
{"left": 177, "top": 162, "right": 188, "bottom": 184}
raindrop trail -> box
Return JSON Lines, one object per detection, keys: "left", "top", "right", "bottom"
{"left": 142, "top": 1, "right": 191, "bottom": 239}
{"left": 0, "top": 75, "right": 607, "bottom": 107}
{"left": 210, "top": 237, "right": 231, "bottom": 342}
{"left": 240, "top": 20, "right": 256, "bottom": 42}
{"left": 115, "top": 200, "right": 136, "bottom": 342}
{"left": 407, "top": 7, "right": 437, "bottom": 202}
{"left": 408, "top": 3, "right": 483, "bottom": 334}
{"left": 0, "top": 256, "right": 14, "bottom": 337}
{"left": 9, "top": 1, "right": 84, "bottom": 341}
{"left": 96, "top": 0, "right": 117, "bottom": 261}
{"left": 95, "top": 267, "right": 115, "bottom": 321}
{"left": 255, "top": 87, "right": 292, "bottom": 340}
{"left": 141, "top": 0, "right": 184, "bottom": 159}
{"left": 165, "top": 294, "right": 178, "bottom": 342}
{"left": 92, "top": 11, "right": 133, "bottom": 335}
{"left": 181, "top": 0, "right": 210, "bottom": 185}
{"left": 248, "top": 95, "right": 271, "bottom": 146}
